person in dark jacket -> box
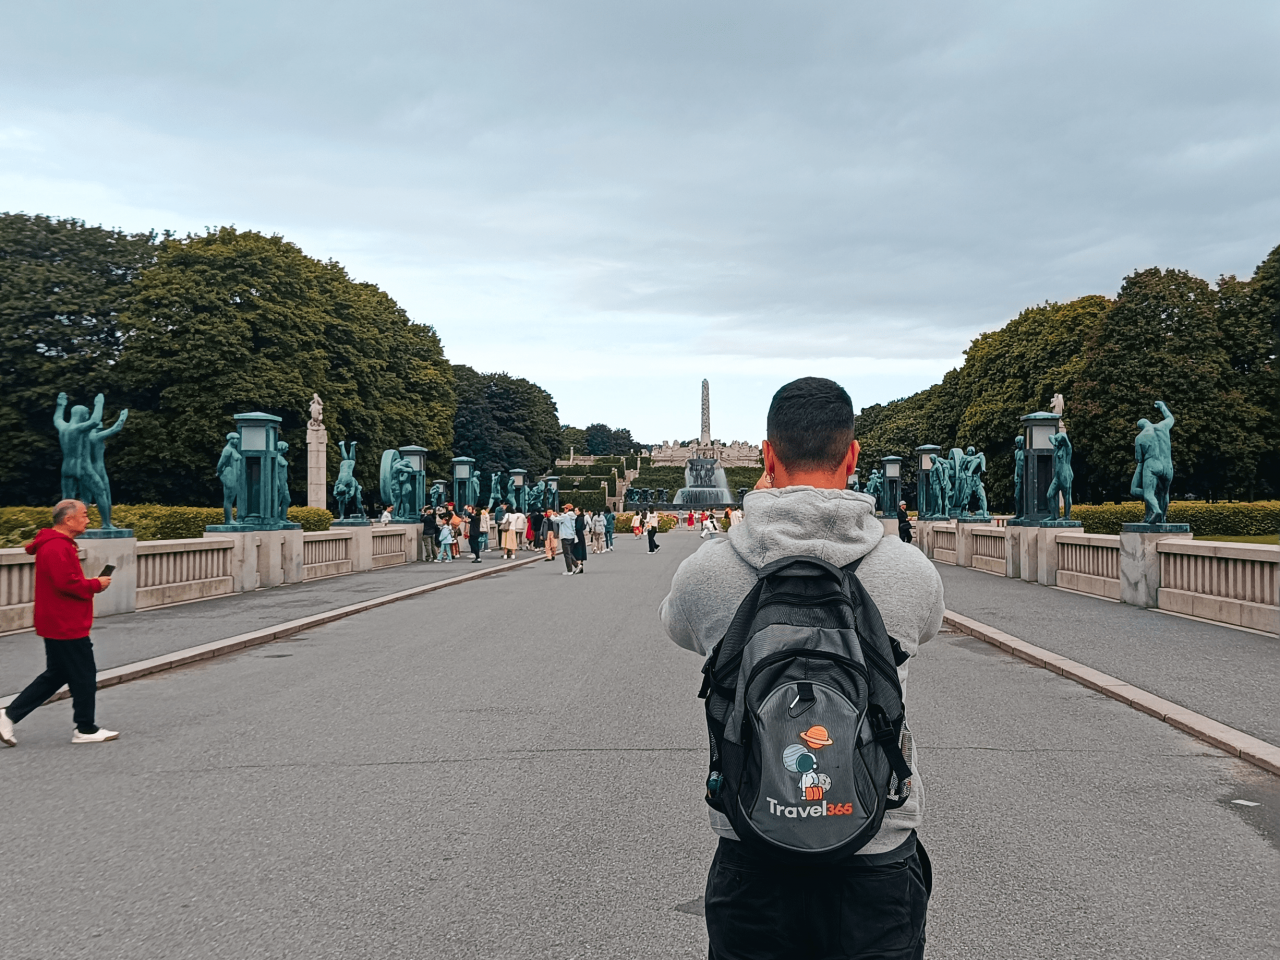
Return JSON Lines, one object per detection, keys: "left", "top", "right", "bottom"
{"left": 465, "top": 504, "right": 483, "bottom": 562}
{"left": 572, "top": 506, "right": 588, "bottom": 574}
{"left": 897, "top": 501, "right": 913, "bottom": 544}
{"left": 421, "top": 506, "right": 439, "bottom": 562}
{"left": 0, "top": 500, "right": 117, "bottom": 746}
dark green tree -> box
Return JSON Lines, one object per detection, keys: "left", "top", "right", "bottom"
{"left": 451, "top": 365, "right": 562, "bottom": 484}
{"left": 560, "top": 424, "right": 588, "bottom": 456}
{"left": 1072, "top": 268, "right": 1250, "bottom": 501}
{"left": 0, "top": 213, "right": 156, "bottom": 505}
{"left": 582, "top": 422, "right": 639, "bottom": 455}
{"left": 110, "top": 227, "right": 453, "bottom": 506}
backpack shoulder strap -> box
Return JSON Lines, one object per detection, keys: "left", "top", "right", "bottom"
{"left": 697, "top": 577, "right": 766, "bottom": 700}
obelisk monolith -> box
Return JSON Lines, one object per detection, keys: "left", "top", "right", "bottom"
{"left": 306, "top": 393, "right": 328, "bottom": 509}
{"left": 701, "top": 379, "right": 711, "bottom": 446}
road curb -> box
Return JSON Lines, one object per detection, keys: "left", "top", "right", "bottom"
{"left": 1, "top": 556, "right": 543, "bottom": 710}
{"left": 943, "top": 609, "right": 1280, "bottom": 777}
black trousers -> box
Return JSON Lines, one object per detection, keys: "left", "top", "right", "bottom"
{"left": 564, "top": 545, "right": 578, "bottom": 572}
{"left": 648, "top": 527, "right": 659, "bottom": 552}
{"left": 469, "top": 535, "right": 481, "bottom": 559}
{"left": 7, "top": 637, "right": 98, "bottom": 732}
{"left": 705, "top": 837, "right": 931, "bottom": 960}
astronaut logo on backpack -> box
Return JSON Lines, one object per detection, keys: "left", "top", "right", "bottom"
{"left": 782, "top": 725, "right": 834, "bottom": 802}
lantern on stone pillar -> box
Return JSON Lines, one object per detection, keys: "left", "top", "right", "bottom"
{"left": 451, "top": 456, "right": 475, "bottom": 508}
{"left": 510, "top": 468, "right": 527, "bottom": 513}
{"left": 1019, "top": 412, "right": 1058, "bottom": 526}
{"left": 544, "top": 475, "right": 560, "bottom": 511}
{"left": 915, "top": 445, "right": 942, "bottom": 519}
{"left": 397, "top": 445, "right": 429, "bottom": 519}
{"left": 880, "top": 456, "right": 903, "bottom": 518}
{"left": 222, "top": 412, "right": 298, "bottom": 530}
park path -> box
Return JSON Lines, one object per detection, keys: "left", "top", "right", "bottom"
{"left": 934, "top": 562, "right": 1280, "bottom": 745}
{"left": 1, "top": 528, "right": 1275, "bottom": 959}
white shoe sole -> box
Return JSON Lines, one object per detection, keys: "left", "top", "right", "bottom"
{"left": 72, "top": 731, "right": 120, "bottom": 744}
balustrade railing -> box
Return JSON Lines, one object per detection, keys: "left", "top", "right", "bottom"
{"left": 0, "top": 549, "right": 37, "bottom": 632}
{"left": 1157, "top": 540, "right": 1279, "bottom": 633}
{"left": 136, "top": 538, "right": 235, "bottom": 609}
{"left": 1055, "top": 533, "right": 1121, "bottom": 600}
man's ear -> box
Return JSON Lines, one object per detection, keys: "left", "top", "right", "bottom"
{"left": 762, "top": 440, "right": 778, "bottom": 477}
{"left": 845, "top": 440, "right": 860, "bottom": 476}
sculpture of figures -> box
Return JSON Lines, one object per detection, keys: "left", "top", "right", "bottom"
{"left": 487, "top": 472, "right": 503, "bottom": 512}
{"left": 626, "top": 486, "right": 639, "bottom": 504}
{"left": 84, "top": 405, "right": 127, "bottom": 528}
{"left": 465, "top": 471, "right": 481, "bottom": 508}
{"left": 527, "top": 480, "right": 545, "bottom": 513}
{"left": 54, "top": 392, "right": 104, "bottom": 501}
{"left": 390, "top": 455, "right": 415, "bottom": 518}
{"left": 657, "top": 488, "right": 669, "bottom": 503}
{"left": 958, "top": 447, "right": 989, "bottom": 517}
{"left": 1012, "top": 436, "right": 1025, "bottom": 518}
{"left": 865, "top": 469, "right": 884, "bottom": 511}
{"left": 1131, "top": 401, "right": 1175, "bottom": 524}
{"left": 333, "top": 441, "right": 363, "bottom": 519}
{"left": 1050, "top": 393, "right": 1065, "bottom": 419}
{"left": 217, "top": 433, "right": 244, "bottom": 524}
{"left": 505, "top": 476, "right": 518, "bottom": 512}
{"left": 276, "top": 441, "right": 292, "bottom": 519}
{"left": 1047, "top": 431, "right": 1074, "bottom": 520}
{"left": 308, "top": 393, "right": 324, "bottom": 429}
{"left": 848, "top": 475, "right": 861, "bottom": 493}
{"left": 946, "top": 448, "right": 965, "bottom": 512}
{"left": 431, "top": 480, "right": 446, "bottom": 510}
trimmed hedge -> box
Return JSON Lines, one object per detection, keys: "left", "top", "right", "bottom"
{"left": 560, "top": 489, "right": 607, "bottom": 513}
{"left": 0, "top": 504, "right": 333, "bottom": 543}
{"left": 1073, "top": 501, "right": 1280, "bottom": 536}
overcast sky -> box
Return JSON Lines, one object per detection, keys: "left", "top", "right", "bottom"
{"left": 3, "top": 1, "right": 1277, "bottom": 444}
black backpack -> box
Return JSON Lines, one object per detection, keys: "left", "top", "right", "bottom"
{"left": 699, "top": 555, "right": 914, "bottom": 862}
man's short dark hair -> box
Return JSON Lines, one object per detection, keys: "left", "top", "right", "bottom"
{"left": 52, "top": 499, "right": 83, "bottom": 525}
{"left": 766, "top": 378, "right": 856, "bottom": 470}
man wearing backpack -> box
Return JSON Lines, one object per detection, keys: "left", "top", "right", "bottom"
{"left": 660, "top": 377, "right": 943, "bottom": 960}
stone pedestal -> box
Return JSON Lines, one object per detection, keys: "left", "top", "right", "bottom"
{"left": 203, "top": 529, "right": 305, "bottom": 593}
{"left": 1120, "top": 523, "right": 1192, "bottom": 608}
{"left": 78, "top": 535, "right": 137, "bottom": 618}
{"left": 307, "top": 424, "right": 328, "bottom": 510}
{"left": 956, "top": 523, "right": 974, "bottom": 567}
{"left": 347, "top": 525, "right": 376, "bottom": 572}
{"left": 387, "top": 522, "right": 425, "bottom": 562}
{"left": 1019, "top": 526, "right": 1038, "bottom": 583}
{"left": 1005, "top": 525, "right": 1021, "bottom": 579}
{"left": 1037, "top": 528, "right": 1058, "bottom": 587}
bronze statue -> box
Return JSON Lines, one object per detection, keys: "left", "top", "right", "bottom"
{"left": 1131, "top": 401, "right": 1175, "bottom": 524}
{"left": 84, "top": 405, "right": 127, "bottom": 528}
{"left": 958, "top": 447, "right": 989, "bottom": 517}
{"left": 1012, "top": 435, "right": 1025, "bottom": 518}
{"left": 217, "top": 433, "right": 244, "bottom": 524}
{"left": 333, "top": 441, "right": 364, "bottom": 519}
{"left": 1047, "top": 431, "right": 1074, "bottom": 520}
{"left": 54, "top": 392, "right": 103, "bottom": 501}
{"left": 276, "top": 441, "right": 291, "bottom": 519}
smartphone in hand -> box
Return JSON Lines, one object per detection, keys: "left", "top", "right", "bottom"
{"left": 98, "top": 564, "right": 115, "bottom": 578}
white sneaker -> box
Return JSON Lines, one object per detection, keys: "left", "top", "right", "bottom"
{"left": 71, "top": 727, "right": 119, "bottom": 744}
{"left": 0, "top": 708, "right": 15, "bottom": 747}
{"left": 562, "top": 571, "right": 575, "bottom": 576}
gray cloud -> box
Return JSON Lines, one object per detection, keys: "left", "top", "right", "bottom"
{"left": 2, "top": 0, "right": 1277, "bottom": 434}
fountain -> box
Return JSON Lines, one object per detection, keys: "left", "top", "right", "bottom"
{"left": 673, "top": 458, "right": 735, "bottom": 506}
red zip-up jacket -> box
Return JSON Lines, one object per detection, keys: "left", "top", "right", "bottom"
{"left": 25, "top": 528, "right": 102, "bottom": 639}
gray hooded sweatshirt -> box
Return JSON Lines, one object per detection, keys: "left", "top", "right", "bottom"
{"left": 659, "top": 486, "right": 944, "bottom": 855}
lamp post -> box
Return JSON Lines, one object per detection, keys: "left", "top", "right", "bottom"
{"left": 451, "top": 456, "right": 475, "bottom": 508}
{"left": 544, "top": 475, "right": 559, "bottom": 511}
{"left": 881, "top": 456, "right": 903, "bottom": 518}
{"left": 510, "top": 468, "right": 527, "bottom": 513}
{"left": 1019, "top": 412, "right": 1058, "bottom": 526}
{"left": 915, "top": 445, "right": 941, "bottom": 519}
{"left": 213, "top": 411, "right": 299, "bottom": 531}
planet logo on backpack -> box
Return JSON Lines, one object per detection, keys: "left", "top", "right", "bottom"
{"left": 783, "top": 730, "right": 834, "bottom": 802}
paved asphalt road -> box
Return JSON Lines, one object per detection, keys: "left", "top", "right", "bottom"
{"left": 934, "top": 562, "right": 1280, "bottom": 745}
{"left": 2, "top": 530, "right": 1276, "bottom": 959}
{"left": 0, "top": 548, "right": 531, "bottom": 696}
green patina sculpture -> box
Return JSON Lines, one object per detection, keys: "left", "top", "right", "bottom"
{"left": 527, "top": 479, "right": 545, "bottom": 513}
{"left": 864, "top": 469, "right": 884, "bottom": 511}
{"left": 1012, "top": 436, "right": 1025, "bottom": 518}
{"left": 216, "top": 433, "right": 244, "bottom": 524}
{"left": 487, "top": 472, "right": 503, "bottom": 512}
{"left": 957, "top": 447, "right": 989, "bottom": 517}
{"left": 466, "top": 471, "right": 481, "bottom": 509}
{"left": 930, "top": 456, "right": 953, "bottom": 518}
{"left": 55, "top": 392, "right": 128, "bottom": 528}
{"left": 275, "top": 441, "right": 291, "bottom": 519}
{"left": 333, "top": 441, "right": 364, "bottom": 519}
{"left": 1047, "top": 431, "right": 1074, "bottom": 520}
{"left": 1131, "top": 401, "right": 1175, "bottom": 524}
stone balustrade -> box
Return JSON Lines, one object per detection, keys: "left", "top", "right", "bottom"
{"left": 136, "top": 538, "right": 235, "bottom": 609}
{"left": 1157, "top": 539, "right": 1279, "bottom": 633}
{"left": 0, "top": 521, "right": 423, "bottom": 634}
{"left": 969, "top": 526, "right": 1007, "bottom": 575}
{"left": 914, "top": 517, "right": 1278, "bottom": 635}
{"left": 1055, "top": 533, "right": 1121, "bottom": 600}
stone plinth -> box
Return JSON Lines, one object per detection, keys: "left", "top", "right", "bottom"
{"left": 1005, "top": 525, "right": 1021, "bottom": 579}
{"left": 1120, "top": 524, "right": 1192, "bottom": 608}
{"left": 202, "top": 529, "right": 305, "bottom": 593}
{"left": 78, "top": 535, "right": 137, "bottom": 618}
{"left": 1037, "top": 528, "right": 1059, "bottom": 586}
{"left": 307, "top": 424, "right": 328, "bottom": 509}
{"left": 1019, "top": 526, "right": 1038, "bottom": 583}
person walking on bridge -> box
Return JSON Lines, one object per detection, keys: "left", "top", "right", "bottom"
{"left": 0, "top": 499, "right": 119, "bottom": 747}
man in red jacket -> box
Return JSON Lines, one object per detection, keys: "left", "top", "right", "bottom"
{"left": 0, "top": 499, "right": 118, "bottom": 746}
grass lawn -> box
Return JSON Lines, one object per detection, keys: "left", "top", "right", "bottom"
{"left": 1194, "top": 533, "right": 1279, "bottom": 545}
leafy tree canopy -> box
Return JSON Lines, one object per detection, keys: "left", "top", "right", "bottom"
{"left": 0, "top": 213, "right": 157, "bottom": 504}
{"left": 452, "top": 365, "right": 562, "bottom": 481}
{"left": 109, "top": 227, "right": 453, "bottom": 505}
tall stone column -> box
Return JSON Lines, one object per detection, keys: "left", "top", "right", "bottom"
{"left": 701, "top": 379, "right": 711, "bottom": 445}
{"left": 306, "top": 393, "right": 328, "bottom": 509}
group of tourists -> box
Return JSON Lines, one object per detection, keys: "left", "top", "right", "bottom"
{"left": 679, "top": 507, "right": 744, "bottom": 538}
